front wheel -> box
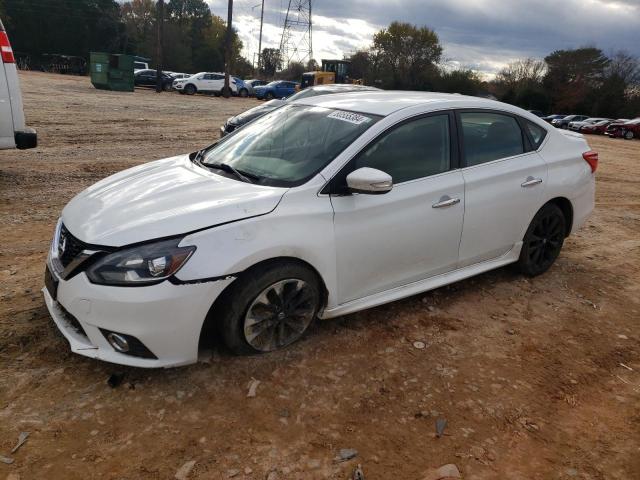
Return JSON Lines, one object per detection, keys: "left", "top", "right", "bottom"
{"left": 184, "top": 84, "right": 196, "bottom": 95}
{"left": 517, "top": 203, "right": 566, "bottom": 277}
{"left": 239, "top": 88, "right": 248, "bottom": 98}
{"left": 219, "top": 263, "right": 322, "bottom": 355}
{"left": 265, "top": 92, "right": 274, "bottom": 100}
{"left": 624, "top": 130, "right": 634, "bottom": 140}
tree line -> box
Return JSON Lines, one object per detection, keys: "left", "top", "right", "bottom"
{"left": 0, "top": 0, "right": 252, "bottom": 76}
{"left": 348, "top": 22, "right": 640, "bottom": 118}
{"left": 1, "top": 1, "right": 638, "bottom": 117}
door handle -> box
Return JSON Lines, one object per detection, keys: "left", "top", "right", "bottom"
{"left": 521, "top": 177, "right": 543, "bottom": 187}
{"left": 432, "top": 196, "right": 460, "bottom": 208}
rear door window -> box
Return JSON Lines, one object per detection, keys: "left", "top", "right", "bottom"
{"left": 459, "top": 111, "right": 525, "bottom": 166}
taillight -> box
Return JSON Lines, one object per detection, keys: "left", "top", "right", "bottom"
{"left": 583, "top": 150, "right": 598, "bottom": 173}
{"left": 0, "top": 31, "right": 15, "bottom": 63}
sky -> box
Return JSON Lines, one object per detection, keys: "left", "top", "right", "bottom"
{"left": 207, "top": 0, "right": 640, "bottom": 78}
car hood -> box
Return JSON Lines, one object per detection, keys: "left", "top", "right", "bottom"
{"left": 62, "top": 155, "right": 286, "bottom": 247}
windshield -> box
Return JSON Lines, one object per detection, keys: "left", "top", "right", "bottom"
{"left": 203, "top": 105, "right": 380, "bottom": 187}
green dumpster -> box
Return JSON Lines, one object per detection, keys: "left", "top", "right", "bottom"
{"left": 90, "top": 52, "right": 134, "bottom": 92}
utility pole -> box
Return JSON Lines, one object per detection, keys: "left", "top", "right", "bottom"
{"left": 155, "top": 0, "right": 164, "bottom": 93}
{"left": 257, "top": 0, "right": 265, "bottom": 74}
{"left": 223, "top": 0, "right": 233, "bottom": 98}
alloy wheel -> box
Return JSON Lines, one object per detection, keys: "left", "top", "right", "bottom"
{"left": 527, "top": 212, "right": 564, "bottom": 270}
{"left": 243, "top": 279, "right": 316, "bottom": 351}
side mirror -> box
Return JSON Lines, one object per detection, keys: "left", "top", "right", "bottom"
{"left": 346, "top": 167, "right": 393, "bottom": 195}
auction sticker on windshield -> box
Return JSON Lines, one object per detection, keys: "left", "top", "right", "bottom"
{"left": 327, "top": 110, "right": 372, "bottom": 125}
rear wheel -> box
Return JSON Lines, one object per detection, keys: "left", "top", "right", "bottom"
{"left": 624, "top": 130, "right": 634, "bottom": 140}
{"left": 239, "top": 88, "right": 248, "bottom": 98}
{"left": 184, "top": 84, "right": 196, "bottom": 95}
{"left": 219, "top": 263, "right": 322, "bottom": 355}
{"left": 517, "top": 203, "right": 566, "bottom": 277}
{"left": 265, "top": 91, "right": 275, "bottom": 100}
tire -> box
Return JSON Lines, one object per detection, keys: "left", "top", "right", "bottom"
{"left": 162, "top": 82, "right": 171, "bottom": 91}
{"left": 624, "top": 130, "right": 634, "bottom": 140}
{"left": 218, "top": 262, "right": 322, "bottom": 355}
{"left": 184, "top": 84, "right": 196, "bottom": 95}
{"left": 239, "top": 88, "right": 248, "bottom": 98}
{"left": 517, "top": 203, "right": 566, "bottom": 277}
{"left": 265, "top": 92, "right": 274, "bottom": 100}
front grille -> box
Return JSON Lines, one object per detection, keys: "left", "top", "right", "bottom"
{"left": 58, "top": 224, "right": 89, "bottom": 268}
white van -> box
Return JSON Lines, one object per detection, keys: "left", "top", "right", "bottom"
{"left": 0, "top": 18, "right": 36, "bottom": 149}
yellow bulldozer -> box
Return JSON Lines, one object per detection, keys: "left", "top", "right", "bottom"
{"left": 299, "top": 59, "right": 363, "bottom": 90}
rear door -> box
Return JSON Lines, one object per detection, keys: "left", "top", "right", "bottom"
{"left": 457, "top": 110, "right": 548, "bottom": 267}
{"left": 211, "top": 74, "right": 225, "bottom": 92}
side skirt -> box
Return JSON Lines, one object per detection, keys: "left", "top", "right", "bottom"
{"left": 319, "top": 242, "right": 523, "bottom": 319}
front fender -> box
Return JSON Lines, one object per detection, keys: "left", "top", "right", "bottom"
{"left": 174, "top": 182, "right": 340, "bottom": 308}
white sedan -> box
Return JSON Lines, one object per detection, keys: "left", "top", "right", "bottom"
{"left": 43, "top": 91, "right": 596, "bottom": 367}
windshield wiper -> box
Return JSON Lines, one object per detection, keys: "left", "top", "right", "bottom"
{"left": 207, "top": 162, "right": 255, "bottom": 184}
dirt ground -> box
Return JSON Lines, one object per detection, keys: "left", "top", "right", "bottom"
{"left": 1, "top": 72, "right": 639, "bottom": 480}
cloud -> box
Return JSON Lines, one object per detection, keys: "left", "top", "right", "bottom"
{"left": 207, "top": 0, "right": 640, "bottom": 74}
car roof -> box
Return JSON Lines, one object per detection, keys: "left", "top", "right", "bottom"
{"left": 291, "top": 90, "right": 527, "bottom": 117}
{"left": 305, "top": 84, "right": 380, "bottom": 93}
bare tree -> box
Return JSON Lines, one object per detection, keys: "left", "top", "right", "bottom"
{"left": 495, "top": 58, "right": 546, "bottom": 88}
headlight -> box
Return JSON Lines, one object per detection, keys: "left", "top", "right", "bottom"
{"left": 86, "top": 238, "right": 195, "bottom": 286}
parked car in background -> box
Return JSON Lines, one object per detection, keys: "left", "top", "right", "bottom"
{"left": 134, "top": 69, "right": 174, "bottom": 91}
{"left": 170, "top": 72, "right": 190, "bottom": 81}
{"left": 133, "top": 61, "right": 149, "bottom": 72}
{"left": 0, "top": 18, "right": 37, "bottom": 149}
{"left": 173, "top": 72, "right": 239, "bottom": 96}
{"left": 233, "top": 77, "right": 249, "bottom": 97}
{"left": 527, "top": 110, "right": 545, "bottom": 117}
{"left": 542, "top": 114, "right": 567, "bottom": 124}
{"left": 579, "top": 119, "right": 615, "bottom": 135}
{"left": 254, "top": 80, "right": 299, "bottom": 100}
{"left": 568, "top": 118, "right": 610, "bottom": 132}
{"left": 220, "top": 84, "right": 380, "bottom": 136}
{"left": 605, "top": 118, "right": 640, "bottom": 139}
{"left": 44, "top": 91, "right": 596, "bottom": 367}
{"left": 551, "top": 115, "right": 589, "bottom": 129}
{"left": 244, "top": 79, "right": 267, "bottom": 96}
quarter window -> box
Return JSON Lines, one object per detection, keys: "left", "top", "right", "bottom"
{"left": 524, "top": 120, "right": 547, "bottom": 149}
{"left": 460, "top": 112, "right": 524, "bottom": 166}
{"left": 353, "top": 114, "right": 451, "bottom": 184}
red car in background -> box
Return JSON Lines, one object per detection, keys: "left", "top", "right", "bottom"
{"left": 580, "top": 119, "right": 621, "bottom": 135}
{"left": 605, "top": 118, "right": 640, "bottom": 139}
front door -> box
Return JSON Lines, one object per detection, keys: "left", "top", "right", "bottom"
{"left": 330, "top": 113, "right": 465, "bottom": 303}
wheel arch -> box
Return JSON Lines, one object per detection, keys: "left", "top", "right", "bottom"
{"left": 544, "top": 197, "right": 574, "bottom": 237}
{"left": 198, "top": 256, "right": 329, "bottom": 348}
